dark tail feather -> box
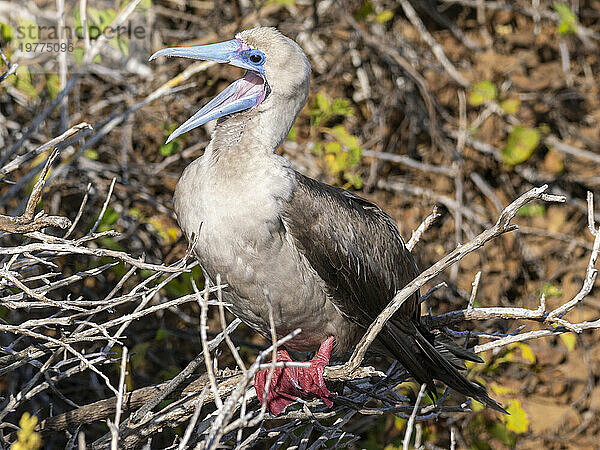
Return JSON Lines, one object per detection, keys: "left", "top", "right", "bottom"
{"left": 433, "top": 331, "right": 484, "bottom": 370}
{"left": 384, "top": 322, "right": 507, "bottom": 414}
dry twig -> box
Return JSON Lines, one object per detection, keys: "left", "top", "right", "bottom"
{"left": 0, "top": 148, "right": 71, "bottom": 233}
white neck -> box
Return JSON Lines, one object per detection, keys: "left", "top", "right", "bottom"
{"left": 205, "top": 86, "right": 307, "bottom": 163}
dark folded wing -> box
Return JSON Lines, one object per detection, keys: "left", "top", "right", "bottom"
{"left": 281, "top": 171, "right": 420, "bottom": 327}
{"left": 281, "top": 172, "right": 506, "bottom": 413}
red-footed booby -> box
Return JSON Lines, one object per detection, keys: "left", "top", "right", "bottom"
{"left": 150, "top": 27, "right": 504, "bottom": 415}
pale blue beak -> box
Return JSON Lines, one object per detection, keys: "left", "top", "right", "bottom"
{"left": 150, "top": 39, "right": 269, "bottom": 143}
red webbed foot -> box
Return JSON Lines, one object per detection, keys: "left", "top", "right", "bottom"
{"left": 254, "top": 336, "right": 335, "bottom": 415}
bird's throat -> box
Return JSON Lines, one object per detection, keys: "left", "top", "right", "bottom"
{"left": 209, "top": 91, "right": 304, "bottom": 162}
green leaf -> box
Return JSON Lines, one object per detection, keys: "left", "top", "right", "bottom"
{"left": 491, "top": 348, "right": 514, "bottom": 367}
{"left": 324, "top": 142, "right": 344, "bottom": 173}
{"left": 46, "top": 73, "right": 61, "bottom": 99}
{"left": 499, "top": 98, "right": 520, "bottom": 115}
{"left": 1, "top": 23, "right": 14, "bottom": 42}
{"left": 322, "top": 125, "right": 363, "bottom": 185}
{"left": 517, "top": 204, "right": 545, "bottom": 217}
{"left": 375, "top": 10, "right": 394, "bottom": 23}
{"left": 324, "top": 142, "right": 341, "bottom": 154}
{"left": 316, "top": 122, "right": 362, "bottom": 190}
{"left": 553, "top": 3, "right": 577, "bottom": 35}
{"left": 505, "top": 400, "right": 529, "bottom": 433}
{"left": 160, "top": 123, "right": 181, "bottom": 156}
{"left": 490, "top": 383, "right": 515, "bottom": 396}
{"left": 344, "top": 172, "right": 363, "bottom": 189}
{"left": 73, "top": 7, "right": 83, "bottom": 37}
{"left": 139, "top": 269, "right": 153, "bottom": 278}
{"left": 287, "top": 125, "right": 296, "bottom": 142}
{"left": 78, "top": 6, "right": 118, "bottom": 40}
{"left": 471, "top": 400, "right": 485, "bottom": 412}
{"left": 489, "top": 423, "right": 516, "bottom": 447}
{"left": 157, "top": 365, "right": 180, "bottom": 381}
{"left": 315, "top": 92, "right": 330, "bottom": 112}
{"left": 538, "top": 122, "right": 551, "bottom": 135}
{"left": 310, "top": 141, "right": 323, "bottom": 156}
{"left": 129, "top": 207, "right": 143, "bottom": 218}
{"left": 164, "top": 265, "right": 203, "bottom": 298}
{"left": 16, "top": 19, "right": 39, "bottom": 46}
{"left": 510, "top": 342, "right": 536, "bottom": 364}
{"left": 95, "top": 207, "right": 120, "bottom": 233}
{"left": 159, "top": 141, "right": 177, "bottom": 156}
{"left": 323, "top": 126, "right": 361, "bottom": 154}
{"left": 147, "top": 216, "right": 179, "bottom": 244}
{"left": 560, "top": 332, "right": 576, "bottom": 351}
{"left": 309, "top": 92, "right": 353, "bottom": 127}
{"left": 109, "top": 35, "right": 129, "bottom": 56}
{"left": 469, "top": 80, "right": 497, "bottom": 106}
{"left": 84, "top": 149, "right": 99, "bottom": 160}
{"left": 130, "top": 342, "right": 151, "bottom": 370}
{"left": 355, "top": 1, "right": 374, "bottom": 21}
{"left": 323, "top": 137, "right": 361, "bottom": 187}
{"left": 12, "top": 65, "right": 38, "bottom": 98}
{"left": 155, "top": 328, "right": 171, "bottom": 341}
{"left": 73, "top": 47, "right": 83, "bottom": 64}
{"left": 72, "top": 47, "right": 101, "bottom": 65}
{"left": 15, "top": 412, "right": 42, "bottom": 450}
{"left": 97, "top": 8, "right": 117, "bottom": 30}
{"left": 120, "top": 0, "right": 152, "bottom": 11}
{"left": 541, "top": 282, "right": 562, "bottom": 298}
{"left": 265, "top": 0, "right": 295, "bottom": 5}
{"left": 100, "top": 236, "right": 124, "bottom": 252}
{"left": 393, "top": 416, "right": 406, "bottom": 431}
{"left": 330, "top": 97, "right": 354, "bottom": 117}
{"left": 501, "top": 126, "right": 540, "bottom": 165}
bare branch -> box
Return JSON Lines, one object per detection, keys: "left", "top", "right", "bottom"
{"left": 403, "top": 384, "right": 427, "bottom": 450}
{"left": 0, "top": 148, "right": 71, "bottom": 233}
{"left": 406, "top": 206, "right": 441, "bottom": 252}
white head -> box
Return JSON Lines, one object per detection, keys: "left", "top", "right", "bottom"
{"left": 150, "top": 27, "right": 311, "bottom": 144}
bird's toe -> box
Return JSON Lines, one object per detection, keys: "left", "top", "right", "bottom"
{"left": 254, "top": 337, "right": 336, "bottom": 415}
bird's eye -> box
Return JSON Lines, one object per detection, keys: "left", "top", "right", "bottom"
{"left": 249, "top": 53, "right": 264, "bottom": 64}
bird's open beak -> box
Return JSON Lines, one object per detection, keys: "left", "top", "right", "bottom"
{"left": 150, "top": 39, "right": 269, "bottom": 143}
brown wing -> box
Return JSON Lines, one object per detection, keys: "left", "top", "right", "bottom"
{"left": 281, "top": 171, "right": 420, "bottom": 328}
{"left": 281, "top": 172, "right": 506, "bottom": 413}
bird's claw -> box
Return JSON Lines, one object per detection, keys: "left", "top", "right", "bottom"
{"left": 254, "top": 337, "right": 336, "bottom": 415}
